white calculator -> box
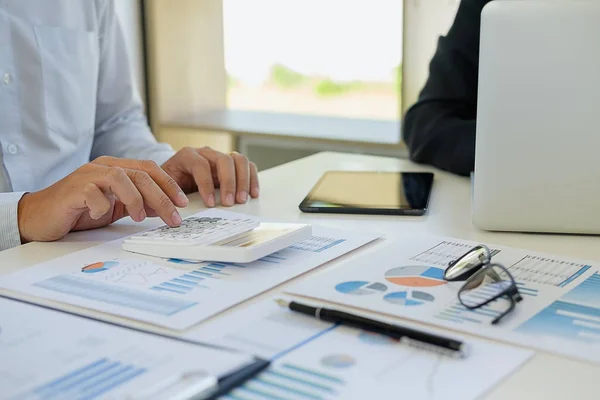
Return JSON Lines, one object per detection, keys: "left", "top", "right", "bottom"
{"left": 122, "top": 209, "right": 312, "bottom": 263}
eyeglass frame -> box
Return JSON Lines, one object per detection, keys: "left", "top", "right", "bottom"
{"left": 444, "top": 245, "right": 524, "bottom": 324}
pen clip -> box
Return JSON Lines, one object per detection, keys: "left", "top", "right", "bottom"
{"left": 126, "top": 370, "right": 218, "bottom": 400}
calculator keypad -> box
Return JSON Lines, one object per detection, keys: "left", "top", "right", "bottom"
{"left": 128, "top": 216, "right": 259, "bottom": 246}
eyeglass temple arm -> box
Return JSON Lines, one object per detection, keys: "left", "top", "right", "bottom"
{"left": 491, "top": 295, "right": 516, "bottom": 325}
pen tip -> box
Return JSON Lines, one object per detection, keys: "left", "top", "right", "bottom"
{"left": 274, "top": 298, "right": 289, "bottom": 307}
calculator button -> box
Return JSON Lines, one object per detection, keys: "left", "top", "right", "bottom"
{"left": 126, "top": 214, "right": 259, "bottom": 246}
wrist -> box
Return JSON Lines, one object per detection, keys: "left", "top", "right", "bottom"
{"left": 17, "top": 192, "right": 35, "bottom": 244}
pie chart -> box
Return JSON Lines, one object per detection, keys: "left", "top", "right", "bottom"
{"left": 81, "top": 261, "right": 119, "bottom": 274}
{"left": 384, "top": 291, "right": 435, "bottom": 306}
{"left": 384, "top": 266, "right": 446, "bottom": 287}
{"left": 335, "top": 281, "right": 387, "bottom": 295}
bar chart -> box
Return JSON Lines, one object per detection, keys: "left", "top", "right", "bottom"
{"left": 562, "top": 273, "right": 600, "bottom": 305}
{"left": 435, "top": 301, "right": 502, "bottom": 325}
{"left": 435, "top": 283, "right": 538, "bottom": 325}
{"left": 289, "top": 236, "right": 346, "bottom": 253}
{"left": 222, "top": 362, "right": 345, "bottom": 400}
{"left": 155, "top": 240, "right": 339, "bottom": 292}
{"left": 152, "top": 251, "right": 294, "bottom": 294}
{"left": 152, "top": 264, "right": 247, "bottom": 294}
{"left": 34, "top": 275, "right": 197, "bottom": 316}
{"left": 152, "top": 254, "right": 288, "bottom": 293}
{"left": 515, "top": 282, "right": 540, "bottom": 298}
{"left": 150, "top": 271, "right": 210, "bottom": 295}
{"left": 26, "top": 358, "right": 146, "bottom": 399}
{"left": 516, "top": 300, "right": 600, "bottom": 343}
{"left": 515, "top": 272, "right": 600, "bottom": 343}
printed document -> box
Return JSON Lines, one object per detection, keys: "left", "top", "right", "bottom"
{"left": 188, "top": 297, "right": 533, "bottom": 400}
{"left": 0, "top": 210, "right": 378, "bottom": 330}
{"left": 286, "top": 235, "right": 600, "bottom": 364}
{"left": 0, "top": 297, "right": 255, "bottom": 400}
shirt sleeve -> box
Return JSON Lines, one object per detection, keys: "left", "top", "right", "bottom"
{"left": 402, "top": 0, "right": 491, "bottom": 176}
{"left": 0, "top": 192, "right": 25, "bottom": 251}
{"left": 91, "top": 0, "right": 175, "bottom": 166}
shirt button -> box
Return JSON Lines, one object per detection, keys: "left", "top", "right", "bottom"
{"left": 3, "top": 73, "right": 9, "bottom": 85}
{"left": 7, "top": 144, "right": 18, "bottom": 155}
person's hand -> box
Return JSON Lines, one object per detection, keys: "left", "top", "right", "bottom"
{"left": 161, "top": 147, "right": 259, "bottom": 207}
{"left": 17, "top": 156, "right": 189, "bottom": 243}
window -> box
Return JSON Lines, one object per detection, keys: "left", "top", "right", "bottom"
{"left": 223, "top": 0, "right": 403, "bottom": 121}
{"left": 144, "top": 0, "right": 461, "bottom": 154}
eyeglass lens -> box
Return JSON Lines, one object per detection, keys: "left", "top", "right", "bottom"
{"left": 459, "top": 265, "right": 514, "bottom": 308}
{"left": 444, "top": 245, "right": 491, "bottom": 281}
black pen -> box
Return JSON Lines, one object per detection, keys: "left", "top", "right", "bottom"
{"left": 276, "top": 299, "right": 468, "bottom": 358}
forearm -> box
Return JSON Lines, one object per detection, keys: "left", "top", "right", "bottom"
{"left": 403, "top": 102, "right": 476, "bottom": 176}
{"left": 92, "top": 0, "right": 175, "bottom": 166}
{"left": 0, "top": 192, "right": 26, "bottom": 251}
{"left": 91, "top": 105, "right": 175, "bottom": 165}
{"left": 403, "top": 0, "right": 486, "bottom": 176}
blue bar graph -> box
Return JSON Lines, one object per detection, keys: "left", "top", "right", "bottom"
{"left": 151, "top": 270, "right": 216, "bottom": 294}
{"left": 161, "top": 253, "right": 288, "bottom": 290}
{"left": 289, "top": 237, "right": 346, "bottom": 253}
{"left": 151, "top": 262, "right": 249, "bottom": 294}
{"left": 28, "top": 358, "right": 146, "bottom": 399}
{"left": 209, "top": 262, "right": 246, "bottom": 269}
{"left": 434, "top": 302, "right": 503, "bottom": 325}
{"left": 225, "top": 362, "right": 344, "bottom": 400}
{"left": 515, "top": 282, "right": 539, "bottom": 297}
{"left": 150, "top": 243, "right": 331, "bottom": 296}
{"left": 168, "top": 258, "right": 203, "bottom": 265}
{"left": 477, "top": 282, "right": 539, "bottom": 299}
{"left": 434, "top": 281, "right": 538, "bottom": 325}
{"left": 516, "top": 300, "right": 600, "bottom": 343}
{"left": 34, "top": 275, "right": 197, "bottom": 316}
{"left": 259, "top": 254, "right": 284, "bottom": 264}
{"left": 198, "top": 263, "right": 237, "bottom": 278}
{"left": 203, "top": 266, "right": 227, "bottom": 274}
{"left": 562, "top": 273, "right": 600, "bottom": 306}
{"left": 264, "top": 253, "right": 286, "bottom": 261}
{"left": 559, "top": 265, "right": 591, "bottom": 287}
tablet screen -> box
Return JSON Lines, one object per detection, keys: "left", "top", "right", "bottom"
{"left": 300, "top": 171, "right": 433, "bottom": 212}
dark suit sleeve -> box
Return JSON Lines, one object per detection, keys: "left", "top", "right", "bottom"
{"left": 402, "top": 0, "right": 491, "bottom": 176}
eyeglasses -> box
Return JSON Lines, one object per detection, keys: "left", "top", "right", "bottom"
{"left": 443, "top": 245, "right": 523, "bottom": 324}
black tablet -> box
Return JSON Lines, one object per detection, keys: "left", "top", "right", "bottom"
{"left": 299, "top": 171, "right": 434, "bottom": 216}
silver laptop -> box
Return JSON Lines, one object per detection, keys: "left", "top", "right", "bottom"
{"left": 472, "top": 0, "right": 600, "bottom": 234}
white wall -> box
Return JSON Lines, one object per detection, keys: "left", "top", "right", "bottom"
{"left": 114, "top": 0, "right": 146, "bottom": 105}
{"left": 403, "top": 0, "right": 460, "bottom": 112}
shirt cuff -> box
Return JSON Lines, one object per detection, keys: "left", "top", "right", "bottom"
{"left": 150, "top": 149, "right": 176, "bottom": 167}
{"left": 0, "top": 191, "right": 26, "bottom": 251}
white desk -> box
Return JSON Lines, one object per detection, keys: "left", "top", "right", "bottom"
{"left": 2, "top": 151, "right": 599, "bottom": 399}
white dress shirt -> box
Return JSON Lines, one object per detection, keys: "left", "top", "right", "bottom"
{"left": 0, "top": 0, "right": 176, "bottom": 250}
